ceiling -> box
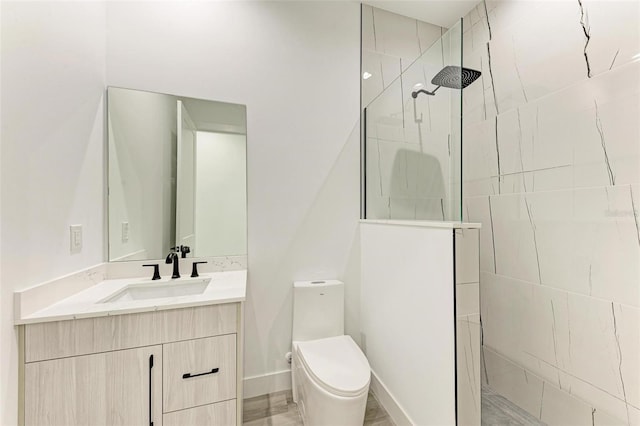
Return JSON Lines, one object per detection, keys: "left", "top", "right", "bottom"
{"left": 363, "top": 0, "right": 480, "bottom": 28}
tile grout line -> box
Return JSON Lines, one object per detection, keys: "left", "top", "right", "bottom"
{"left": 477, "top": 270, "right": 640, "bottom": 311}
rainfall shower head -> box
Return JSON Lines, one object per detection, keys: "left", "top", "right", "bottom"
{"left": 432, "top": 66, "right": 481, "bottom": 89}
{"left": 411, "top": 66, "right": 482, "bottom": 98}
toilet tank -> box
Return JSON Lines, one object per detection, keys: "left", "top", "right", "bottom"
{"left": 292, "top": 280, "right": 344, "bottom": 341}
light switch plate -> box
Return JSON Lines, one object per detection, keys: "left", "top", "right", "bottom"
{"left": 121, "top": 222, "right": 129, "bottom": 243}
{"left": 70, "top": 225, "right": 82, "bottom": 254}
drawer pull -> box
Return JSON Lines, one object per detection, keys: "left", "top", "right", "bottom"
{"left": 182, "top": 368, "right": 219, "bottom": 379}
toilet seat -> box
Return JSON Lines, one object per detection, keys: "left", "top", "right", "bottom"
{"left": 294, "top": 335, "right": 370, "bottom": 398}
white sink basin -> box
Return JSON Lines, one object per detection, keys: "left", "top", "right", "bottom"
{"left": 101, "top": 278, "right": 211, "bottom": 303}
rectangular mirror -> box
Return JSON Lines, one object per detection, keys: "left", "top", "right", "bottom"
{"left": 107, "top": 87, "right": 247, "bottom": 261}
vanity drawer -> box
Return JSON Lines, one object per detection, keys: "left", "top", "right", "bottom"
{"left": 163, "top": 334, "right": 237, "bottom": 413}
{"left": 163, "top": 399, "right": 236, "bottom": 425}
{"left": 25, "top": 303, "right": 238, "bottom": 362}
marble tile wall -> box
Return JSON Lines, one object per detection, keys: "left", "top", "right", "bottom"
{"left": 362, "top": 5, "right": 444, "bottom": 108}
{"left": 455, "top": 228, "right": 481, "bottom": 426}
{"left": 462, "top": 1, "right": 640, "bottom": 424}
{"left": 362, "top": 6, "right": 463, "bottom": 220}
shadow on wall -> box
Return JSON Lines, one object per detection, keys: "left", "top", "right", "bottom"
{"left": 389, "top": 149, "right": 445, "bottom": 220}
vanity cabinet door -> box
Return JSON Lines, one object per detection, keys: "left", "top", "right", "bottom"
{"left": 24, "top": 345, "right": 163, "bottom": 426}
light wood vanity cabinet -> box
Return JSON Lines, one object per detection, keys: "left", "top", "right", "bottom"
{"left": 24, "top": 345, "right": 163, "bottom": 426}
{"left": 19, "top": 303, "right": 243, "bottom": 426}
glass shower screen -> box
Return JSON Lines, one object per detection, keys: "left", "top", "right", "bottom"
{"left": 363, "top": 20, "right": 463, "bottom": 221}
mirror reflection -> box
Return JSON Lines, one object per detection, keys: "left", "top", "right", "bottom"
{"left": 107, "top": 87, "right": 247, "bottom": 262}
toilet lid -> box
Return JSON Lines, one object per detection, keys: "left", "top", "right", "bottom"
{"left": 296, "top": 335, "right": 370, "bottom": 397}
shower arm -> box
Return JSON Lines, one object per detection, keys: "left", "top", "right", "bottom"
{"left": 411, "top": 86, "right": 441, "bottom": 98}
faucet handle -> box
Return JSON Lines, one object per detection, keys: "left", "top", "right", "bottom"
{"left": 142, "top": 264, "right": 161, "bottom": 280}
{"left": 191, "top": 261, "right": 208, "bottom": 278}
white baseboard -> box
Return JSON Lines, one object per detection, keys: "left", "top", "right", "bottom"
{"left": 370, "top": 370, "right": 413, "bottom": 426}
{"left": 243, "top": 370, "right": 292, "bottom": 399}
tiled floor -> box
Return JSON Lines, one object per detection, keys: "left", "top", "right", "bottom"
{"left": 481, "top": 387, "right": 546, "bottom": 426}
{"left": 242, "top": 390, "right": 301, "bottom": 426}
{"left": 242, "top": 390, "right": 394, "bottom": 426}
{"left": 243, "top": 387, "right": 544, "bottom": 426}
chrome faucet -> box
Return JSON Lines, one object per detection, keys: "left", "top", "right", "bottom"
{"left": 165, "top": 249, "right": 180, "bottom": 279}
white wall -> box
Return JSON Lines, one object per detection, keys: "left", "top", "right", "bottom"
{"left": 0, "top": 3, "right": 360, "bottom": 422}
{"left": 105, "top": 0, "right": 361, "bottom": 387}
{"left": 0, "top": 2, "right": 107, "bottom": 423}
{"left": 195, "top": 131, "right": 246, "bottom": 256}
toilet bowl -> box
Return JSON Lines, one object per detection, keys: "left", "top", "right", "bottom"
{"left": 292, "top": 335, "right": 370, "bottom": 426}
{"left": 291, "top": 280, "right": 370, "bottom": 426}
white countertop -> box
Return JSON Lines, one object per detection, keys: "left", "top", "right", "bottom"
{"left": 16, "top": 270, "right": 246, "bottom": 325}
{"left": 360, "top": 219, "right": 481, "bottom": 229}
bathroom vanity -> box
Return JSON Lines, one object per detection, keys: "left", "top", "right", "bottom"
{"left": 11, "top": 86, "right": 251, "bottom": 426}
{"left": 5, "top": 86, "right": 253, "bottom": 426}
{"left": 14, "top": 268, "right": 246, "bottom": 426}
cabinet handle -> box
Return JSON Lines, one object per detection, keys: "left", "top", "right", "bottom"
{"left": 149, "top": 354, "right": 154, "bottom": 426}
{"left": 182, "top": 368, "right": 219, "bottom": 379}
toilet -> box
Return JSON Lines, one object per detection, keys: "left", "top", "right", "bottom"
{"left": 291, "top": 280, "right": 371, "bottom": 426}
